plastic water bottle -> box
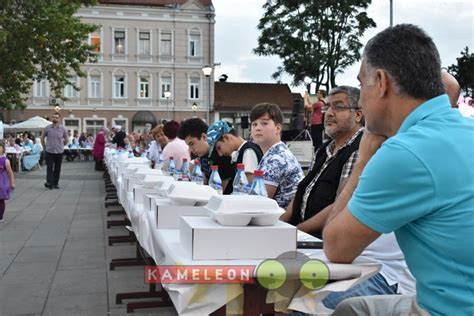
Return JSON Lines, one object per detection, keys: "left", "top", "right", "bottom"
{"left": 180, "top": 158, "right": 190, "bottom": 181}
{"left": 191, "top": 160, "right": 204, "bottom": 185}
{"left": 249, "top": 170, "right": 267, "bottom": 197}
{"left": 128, "top": 149, "right": 134, "bottom": 158}
{"left": 167, "top": 156, "right": 176, "bottom": 177}
{"left": 208, "top": 165, "right": 223, "bottom": 194}
{"left": 232, "top": 163, "right": 249, "bottom": 195}
{"left": 155, "top": 152, "right": 164, "bottom": 170}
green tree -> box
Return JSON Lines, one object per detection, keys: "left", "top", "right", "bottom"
{"left": 254, "top": 0, "right": 376, "bottom": 91}
{"left": 448, "top": 47, "right": 473, "bottom": 97}
{"left": 0, "top": 0, "right": 98, "bottom": 110}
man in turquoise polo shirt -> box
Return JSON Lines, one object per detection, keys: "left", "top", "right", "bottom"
{"left": 322, "top": 24, "right": 474, "bottom": 315}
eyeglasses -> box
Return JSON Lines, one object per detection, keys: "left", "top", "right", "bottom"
{"left": 323, "top": 101, "right": 360, "bottom": 112}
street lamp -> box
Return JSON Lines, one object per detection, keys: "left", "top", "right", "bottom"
{"left": 54, "top": 105, "right": 61, "bottom": 113}
{"left": 202, "top": 65, "right": 213, "bottom": 123}
{"left": 191, "top": 102, "right": 198, "bottom": 118}
{"left": 164, "top": 90, "right": 171, "bottom": 120}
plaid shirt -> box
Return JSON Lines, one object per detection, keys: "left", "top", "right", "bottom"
{"left": 300, "top": 128, "right": 364, "bottom": 220}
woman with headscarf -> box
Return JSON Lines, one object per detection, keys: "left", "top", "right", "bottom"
{"left": 22, "top": 137, "right": 43, "bottom": 171}
{"left": 93, "top": 127, "right": 108, "bottom": 171}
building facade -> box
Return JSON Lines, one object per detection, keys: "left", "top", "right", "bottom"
{"left": 6, "top": 0, "right": 215, "bottom": 136}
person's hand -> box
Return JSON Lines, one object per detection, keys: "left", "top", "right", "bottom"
{"left": 10, "top": 183, "right": 16, "bottom": 190}
{"left": 357, "top": 131, "right": 387, "bottom": 165}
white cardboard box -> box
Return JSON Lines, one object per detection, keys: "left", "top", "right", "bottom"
{"left": 143, "top": 194, "right": 163, "bottom": 212}
{"left": 156, "top": 206, "right": 208, "bottom": 229}
{"left": 180, "top": 216, "right": 297, "bottom": 260}
{"left": 133, "top": 185, "right": 159, "bottom": 205}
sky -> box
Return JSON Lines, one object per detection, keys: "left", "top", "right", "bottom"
{"left": 212, "top": 0, "right": 474, "bottom": 92}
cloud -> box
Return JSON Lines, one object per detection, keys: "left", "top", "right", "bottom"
{"left": 213, "top": 0, "right": 474, "bottom": 91}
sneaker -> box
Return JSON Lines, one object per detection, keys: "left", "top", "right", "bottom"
{"left": 0, "top": 219, "right": 5, "bottom": 223}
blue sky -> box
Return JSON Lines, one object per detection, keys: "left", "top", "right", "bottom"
{"left": 213, "top": 0, "right": 474, "bottom": 91}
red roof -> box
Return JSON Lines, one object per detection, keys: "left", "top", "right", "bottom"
{"left": 98, "top": 0, "right": 212, "bottom": 7}
{"left": 214, "top": 82, "right": 295, "bottom": 111}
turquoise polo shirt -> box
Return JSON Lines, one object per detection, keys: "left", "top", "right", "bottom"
{"left": 349, "top": 94, "right": 474, "bottom": 315}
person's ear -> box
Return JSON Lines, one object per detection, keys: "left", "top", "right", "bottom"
{"left": 376, "top": 69, "right": 390, "bottom": 98}
{"left": 222, "top": 134, "right": 231, "bottom": 142}
{"left": 275, "top": 123, "right": 282, "bottom": 134}
{"left": 201, "top": 133, "right": 207, "bottom": 141}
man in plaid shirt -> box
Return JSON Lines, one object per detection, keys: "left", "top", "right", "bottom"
{"left": 281, "top": 86, "right": 364, "bottom": 237}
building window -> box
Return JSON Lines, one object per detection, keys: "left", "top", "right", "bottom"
{"left": 113, "top": 119, "right": 127, "bottom": 133}
{"left": 34, "top": 79, "right": 48, "bottom": 97}
{"left": 138, "top": 31, "right": 150, "bottom": 55}
{"left": 189, "top": 78, "right": 200, "bottom": 100}
{"left": 160, "top": 76, "right": 172, "bottom": 99}
{"left": 85, "top": 119, "right": 105, "bottom": 137}
{"left": 113, "top": 76, "right": 125, "bottom": 98}
{"left": 90, "top": 31, "right": 101, "bottom": 52}
{"left": 160, "top": 31, "right": 172, "bottom": 56}
{"left": 64, "top": 119, "right": 80, "bottom": 136}
{"left": 89, "top": 75, "right": 101, "bottom": 98}
{"left": 64, "top": 76, "right": 79, "bottom": 98}
{"left": 114, "top": 30, "right": 125, "bottom": 54}
{"left": 139, "top": 77, "right": 150, "bottom": 98}
{"left": 189, "top": 33, "right": 201, "bottom": 57}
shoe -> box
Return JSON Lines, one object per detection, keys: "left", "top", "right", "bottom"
{"left": 0, "top": 219, "right": 5, "bottom": 223}
{"left": 53, "top": 185, "right": 60, "bottom": 189}
{"left": 44, "top": 182, "right": 53, "bottom": 189}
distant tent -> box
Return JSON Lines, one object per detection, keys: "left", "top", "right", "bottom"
{"left": 6, "top": 116, "right": 52, "bottom": 131}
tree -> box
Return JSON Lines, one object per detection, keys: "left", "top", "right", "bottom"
{"left": 448, "top": 47, "right": 473, "bottom": 98}
{"left": 254, "top": 0, "right": 376, "bottom": 91}
{"left": 0, "top": 0, "right": 98, "bottom": 110}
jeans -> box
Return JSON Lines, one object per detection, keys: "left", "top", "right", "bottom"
{"left": 290, "top": 273, "right": 398, "bottom": 314}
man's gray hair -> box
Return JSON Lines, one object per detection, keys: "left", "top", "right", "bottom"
{"left": 329, "top": 86, "right": 360, "bottom": 109}
{"left": 363, "top": 24, "right": 444, "bottom": 100}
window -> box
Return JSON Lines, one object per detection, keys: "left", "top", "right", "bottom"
{"left": 114, "top": 30, "right": 125, "bottom": 54}
{"left": 160, "top": 76, "right": 172, "bottom": 99}
{"left": 189, "top": 33, "right": 201, "bottom": 57}
{"left": 90, "top": 31, "right": 101, "bottom": 52}
{"left": 85, "top": 119, "right": 105, "bottom": 137}
{"left": 139, "top": 77, "right": 149, "bottom": 98}
{"left": 64, "top": 77, "right": 79, "bottom": 98}
{"left": 138, "top": 31, "right": 150, "bottom": 55}
{"left": 113, "top": 76, "right": 125, "bottom": 98}
{"left": 189, "top": 78, "right": 200, "bottom": 99}
{"left": 89, "top": 75, "right": 101, "bottom": 98}
{"left": 113, "top": 119, "right": 127, "bottom": 133}
{"left": 160, "top": 31, "right": 172, "bottom": 56}
{"left": 64, "top": 119, "right": 80, "bottom": 136}
{"left": 34, "top": 79, "right": 48, "bottom": 97}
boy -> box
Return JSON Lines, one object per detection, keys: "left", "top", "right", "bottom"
{"left": 207, "top": 120, "right": 263, "bottom": 192}
{"left": 250, "top": 103, "right": 303, "bottom": 208}
{"left": 178, "top": 118, "right": 234, "bottom": 191}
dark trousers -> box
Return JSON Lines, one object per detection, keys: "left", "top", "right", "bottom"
{"left": 311, "top": 124, "right": 324, "bottom": 150}
{"left": 45, "top": 152, "right": 63, "bottom": 186}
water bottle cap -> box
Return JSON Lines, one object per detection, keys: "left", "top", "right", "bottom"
{"left": 169, "top": 156, "right": 174, "bottom": 159}
{"left": 183, "top": 158, "right": 187, "bottom": 162}
{"left": 237, "top": 163, "right": 245, "bottom": 170}
{"left": 194, "top": 159, "right": 200, "bottom": 165}
{"left": 254, "top": 169, "right": 264, "bottom": 176}
{"left": 211, "top": 165, "right": 218, "bottom": 171}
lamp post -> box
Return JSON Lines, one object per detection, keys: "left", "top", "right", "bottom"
{"left": 164, "top": 90, "right": 171, "bottom": 121}
{"left": 54, "top": 105, "right": 61, "bottom": 113}
{"left": 191, "top": 102, "right": 198, "bottom": 118}
{"left": 202, "top": 65, "right": 213, "bottom": 123}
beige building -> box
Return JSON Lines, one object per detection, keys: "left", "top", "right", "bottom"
{"left": 6, "top": 0, "right": 215, "bottom": 136}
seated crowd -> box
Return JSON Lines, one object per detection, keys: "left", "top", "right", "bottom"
{"left": 90, "top": 24, "right": 472, "bottom": 316}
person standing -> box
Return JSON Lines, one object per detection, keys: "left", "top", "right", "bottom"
{"left": 304, "top": 89, "right": 326, "bottom": 149}
{"left": 92, "top": 127, "right": 108, "bottom": 171}
{"left": 41, "top": 112, "right": 68, "bottom": 189}
{"left": 0, "top": 140, "right": 16, "bottom": 223}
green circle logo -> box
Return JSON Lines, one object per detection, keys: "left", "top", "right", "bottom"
{"left": 299, "top": 259, "right": 329, "bottom": 290}
{"left": 255, "top": 259, "right": 287, "bottom": 290}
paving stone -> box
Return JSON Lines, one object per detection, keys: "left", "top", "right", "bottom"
{"left": 49, "top": 268, "right": 107, "bottom": 296}
{"left": 58, "top": 248, "right": 106, "bottom": 271}
{"left": 15, "top": 246, "right": 63, "bottom": 263}
{"left": 0, "top": 282, "right": 49, "bottom": 315}
{"left": 0, "top": 261, "right": 57, "bottom": 286}
{"left": 42, "top": 292, "right": 108, "bottom": 316}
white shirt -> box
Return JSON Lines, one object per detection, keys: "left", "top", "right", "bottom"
{"left": 231, "top": 141, "right": 259, "bottom": 174}
{"left": 146, "top": 140, "right": 162, "bottom": 163}
{"left": 358, "top": 233, "right": 416, "bottom": 294}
